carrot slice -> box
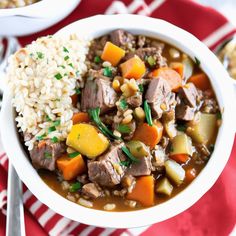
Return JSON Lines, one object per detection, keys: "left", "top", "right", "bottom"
{"left": 38, "top": 140, "right": 46, "bottom": 149}
{"left": 188, "top": 73, "right": 210, "bottom": 91}
{"left": 120, "top": 56, "right": 146, "bottom": 80}
{"left": 150, "top": 67, "right": 182, "bottom": 91}
{"left": 132, "top": 121, "right": 163, "bottom": 149}
{"left": 71, "top": 94, "right": 78, "bottom": 107}
{"left": 127, "top": 176, "right": 154, "bottom": 207}
{"left": 72, "top": 112, "right": 90, "bottom": 124}
{"left": 170, "top": 62, "right": 184, "bottom": 78}
{"left": 185, "top": 167, "right": 197, "bottom": 183}
{"left": 57, "top": 154, "right": 86, "bottom": 181}
{"left": 101, "top": 42, "right": 125, "bottom": 66}
{"left": 170, "top": 154, "right": 189, "bottom": 164}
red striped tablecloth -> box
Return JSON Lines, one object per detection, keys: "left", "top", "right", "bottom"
{"left": 0, "top": 0, "right": 236, "bottom": 235}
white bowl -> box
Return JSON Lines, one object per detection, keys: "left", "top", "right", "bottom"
{"left": 0, "top": 0, "right": 80, "bottom": 36}
{"left": 1, "top": 15, "right": 236, "bottom": 228}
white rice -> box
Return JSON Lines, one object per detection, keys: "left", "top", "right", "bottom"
{"left": 6, "top": 35, "right": 89, "bottom": 150}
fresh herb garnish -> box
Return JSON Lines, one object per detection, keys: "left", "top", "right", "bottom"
{"left": 88, "top": 107, "right": 121, "bottom": 140}
{"left": 75, "top": 88, "right": 81, "bottom": 95}
{"left": 44, "top": 151, "right": 52, "bottom": 159}
{"left": 138, "top": 84, "right": 144, "bottom": 93}
{"left": 54, "top": 73, "right": 63, "bottom": 80}
{"left": 68, "top": 63, "right": 74, "bottom": 68}
{"left": 121, "top": 146, "right": 140, "bottom": 163}
{"left": 69, "top": 182, "right": 82, "bottom": 192}
{"left": 36, "top": 52, "right": 44, "bottom": 59}
{"left": 120, "top": 160, "right": 132, "bottom": 167}
{"left": 119, "top": 98, "right": 128, "bottom": 110}
{"left": 144, "top": 100, "right": 153, "bottom": 126}
{"left": 59, "top": 65, "right": 65, "bottom": 69}
{"left": 51, "top": 136, "right": 59, "bottom": 143}
{"left": 147, "top": 56, "right": 156, "bottom": 67}
{"left": 64, "top": 55, "right": 69, "bottom": 61}
{"left": 117, "top": 124, "right": 131, "bottom": 134}
{"left": 94, "top": 55, "right": 101, "bottom": 64}
{"left": 46, "top": 115, "right": 52, "bottom": 122}
{"left": 63, "top": 47, "right": 69, "bottom": 53}
{"left": 48, "top": 126, "right": 56, "bottom": 133}
{"left": 68, "top": 152, "right": 80, "bottom": 158}
{"left": 216, "top": 111, "right": 222, "bottom": 120}
{"left": 53, "top": 120, "right": 60, "bottom": 127}
{"left": 194, "top": 57, "right": 200, "bottom": 66}
{"left": 36, "top": 133, "right": 46, "bottom": 141}
{"left": 177, "top": 124, "right": 186, "bottom": 132}
{"left": 103, "top": 67, "right": 112, "bottom": 77}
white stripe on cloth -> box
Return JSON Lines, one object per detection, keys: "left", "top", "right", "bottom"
{"left": 105, "top": 1, "right": 128, "bottom": 14}
{"left": 80, "top": 226, "right": 97, "bottom": 236}
{"left": 127, "top": 0, "right": 146, "bottom": 13}
{"left": 23, "top": 189, "right": 33, "bottom": 203}
{"left": 38, "top": 208, "right": 56, "bottom": 227}
{"left": 202, "top": 22, "right": 235, "bottom": 48}
{"left": 0, "top": 154, "right": 7, "bottom": 166}
{"left": 29, "top": 200, "right": 43, "bottom": 214}
{"left": 49, "top": 217, "right": 72, "bottom": 236}
{"left": 138, "top": 0, "right": 166, "bottom": 15}
{"left": 127, "top": 225, "right": 150, "bottom": 235}
{"left": 60, "top": 221, "right": 80, "bottom": 236}
{"left": 99, "top": 228, "right": 116, "bottom": 236}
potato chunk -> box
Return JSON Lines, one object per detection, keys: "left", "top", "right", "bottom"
{"left": 66, "top": 124, "right": 109, "bottom": 158}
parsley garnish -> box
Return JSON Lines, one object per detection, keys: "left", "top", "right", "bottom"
{"left": 44, "top": 152, "right": 52, "bottom": 159}
{"left": 69, "top": 182, "right": 82, "bottom": 192}
{"left": 138, "top": 84, "right": 144, "bottom": 93}
{"left": 75, "top": 88, "right": 81, "bottom": 95}
{"left": 36, "top": 52, "right": 44, "bottom": 59}
{"left": 63, "top": 47, "right": 69, "bottom": 53}
{"left": 51, "top": 137, "right": 59, "bottom": 143}
{"left": 103, "top": 67, "right": 112, "bottom": 77}
{"left": 64, "top": 55, "right": 69, "bottom": 61}
{"left": 68, "top": 152, "right": 80, "bottom": 158}
{"left": 68, "top": 63, "right": 74, "bottom": 68}
{"left": 147, "top": 56, "right": 156, "bottom": 67}
{"left": 119, "top": 98, "right": 128, "bottom": 110}
{"left": 36, "top": 133, "right": 46, "bottom": 141}
{"left": 53, "top": 120, "right": 60, "bottom": 127}
{"left": 94, "top": 56, "right": 101, "bottom": 64}
{"left": 48, "top": 126, "right": 56, "bottom": 133}
{"left": 54, "top": 73, "right": 63, "bottom": 80}
{"left": 46, "top": 115, "right": 51, "bottom": 122}
{"left": 117, "top": 124, "right": 131, "bottom": 134}
{"left": 120, "top": 160, "right": 131, "bottom": 167}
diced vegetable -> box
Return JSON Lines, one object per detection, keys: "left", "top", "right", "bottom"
{"left": 165, "top": 159, "right": 185, "bottom": 186}
{"left": 185, "top": 167, "right": 197, "bottom": 182}
{"left": 164, "top": 120, "right": 177, "bottom": 139}
{"left": 144, "top": 100, "right": 153, "bottom": 126}
{"left": 66, "top": 124, "right": 109, "bottom": 158}
{"left": 71, "top": 94, "right": 78, "bottom": 106}
{"left": 120, "top": 55, "right": 146, "bottom": 80}
{"left": 121, "top": 146, "right": 140, "bottom": 163}
{"left": 101, "top": 42, "right": 126, "bottom": 66}
{"left": 170, "top": 154, "right": 189, "bottom": 164}
{"left": 57, "top": 154, "right": 86, "bottom": 181}
{"left": 72, "top": 112, "right": 90, "bottom": 124}
{"left": 187, "top": 112, "right": 217, "bottom": 144}
{"left": 170, "top": 133, "right": 193, "bottom": 156}
{"left": 150, "top": 67, "right": 182, "bottom": 91}
{"left": 69, "top": 182, "right": 82, "bottom": 192}
{"left": 188, "top": 73, "right": 211, "bottom": 91}
{"left": 156, "top": 177, "right": 173, "bottom": 196}
{"left": 182, "top": 56, "right": 193, "bottom": 80}
{"left": 170, "top": 62, "right": 184, "bottom": 78}
{"left": 132, "top": 121, "right": 163, "bottom": 149}
{"left": 127, "top": 176, "right": 154, "bottom": 207}
{"left": 126, "top": 141, "right": 149, "bottom": 159}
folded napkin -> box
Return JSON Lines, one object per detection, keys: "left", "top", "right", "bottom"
{"left": 1, "top": 0, "right": 236, "bottom": 235}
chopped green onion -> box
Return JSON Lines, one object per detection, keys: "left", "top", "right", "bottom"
{"left": 120, "top": 160, "right": 131, "bottom": 167}
{"left": 53, "top": 120, "right": 60, "bottom": 127}
{"left": 63, "top": 47, "right": 69, "bottom": 53}
{"left": 144, "top": 100, "right": 153, "bottom": 126}
{"left": 103, "top": 67, "right": 112, "bottom": 77}
{"left": 64, "top": 55, "right": 69, "bottom": 61}
{"left": 138, "top": 84, "right": 144, "bottom": 93}
{"left": 117, "top": 124, "right": 131, "bottom": 134}
{"left": 36, "top": 52, "right": 44, "bottom": 59}
{"left": 44, "top": 151, "right": 52, "bottom": 159}
{"left": 69, "top": 182, "right": 82, "bottom": 192}
{"left": 54, "top": 73, "right": 63, "bottom": 80}
{"left": 36, "top": 133, "right": 46, "bottom": 141}
{"left": 75, "top": 88, "right": 81, "bottom": 95}
{"left": 88, "top": 107, "right": 121, "bottom": 140}
{"left": 51, "top": 137, "right": 59, "bottom": 143}
{"left": 48, "top": 126, "right": 56, "bottom": 133}
{"left": 194, "top": 57, "right": 200, "bottom": 66}
{"left": 68, "top": 152, "right": 80, "bottom": 158}
{"left": 119, "top": 98, "right": 128, "bottom": 110}
{"left": 46, "top": 115, "right": 51, "bottom": 122}
{"left": 147, "top": 56, "right": 156, "bottom": 67}
{"left": 176, "top": 124, "right": 186, "bottom": 132}
{"left": 94, "top": 56, "right": 101, "bottom": 64}
{"left": 216, "top": 111, "right": 222, "bottom": 120}
{"left": 68, "top": 63, "right": 74, "bottom": 68}
{"left": 59, "top": 65, "right": 65, "bottom": 69}
{"left": 121, "top": 146, "right": 140, "bottom": 163}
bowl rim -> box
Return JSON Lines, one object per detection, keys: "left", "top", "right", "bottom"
{"left": 1, "top": 14, "right": 235, "bottom": 228}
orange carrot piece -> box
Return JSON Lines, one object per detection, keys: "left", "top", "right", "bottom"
{"left": 71, "top": 94, "right": 78, "bottom": 107}
{"left": 101, "top": 42, "right": 125, "bottom": 66}
{"left": 150, "top": 67, "right": 182, "bottom": 91}
{"left": 38, "top": 140, "right": 46, "bottom": 149}
{"left": 132, "top": 121, "right": 163, "bottom": 149}
{"left": 170, "top": 154, "right": 189, "bottom": 164}
{"left": 170, "top": 62, "right": 184, "bottom": 78}
{"left": 185, "top": 167, "right": 197, "bottom": 183}
{"left": 120, "top": 55, "right": 146, "bottom": 80}
{"left": 188, "top": 73, "right": 210, "bottom": 91}
{"left": 72, "top": 112, "right": 90, "bottom": 124}
{"left": 57, "top": 154, "right": 86, "bottom": 181}
{"left": 127, "top": 176, "right": 154, "bottom": 207}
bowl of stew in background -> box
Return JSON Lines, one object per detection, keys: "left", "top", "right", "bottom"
{"left": 1, "top": 15, "right": 236, "bottom": 228}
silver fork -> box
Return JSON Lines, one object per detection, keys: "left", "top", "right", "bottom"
{"left": 0, "top": 37, "right": 25, "bottom": 236}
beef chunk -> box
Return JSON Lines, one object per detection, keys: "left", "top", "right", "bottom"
{"left": 88, "top": 144, "right": 125, "bottom": 187}
{"left": 145, "top": 78, "right": 174, "bottom": 119}
{"left": 81, "top": 77, "right": 117, "bottom": 114}
{"left": 29, "top": 140, "right": 65, "bottom": 171}
{"left": 82, "top": 183, "right": 102, "bottom": 199}
{"left": 178, "top": 83, "right": 198, "bottom": 108}
{"left": 110, "top": 29, "right": 135, "bottom": 48}
{"left": 126, "top": 93, "right": 142, "bottom": 107}
{"left": 176, "top": 104, "right": 195, "bottom": 121}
